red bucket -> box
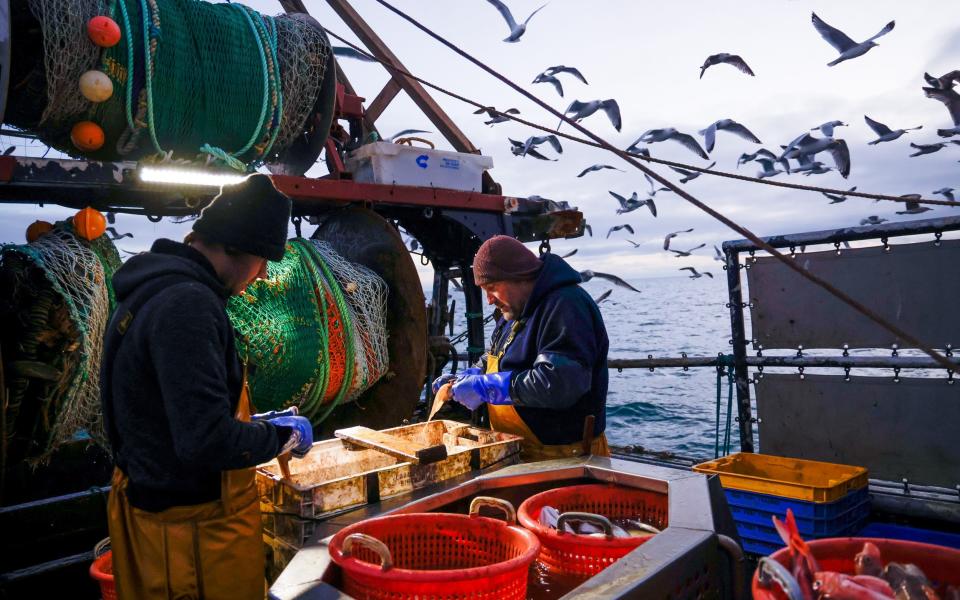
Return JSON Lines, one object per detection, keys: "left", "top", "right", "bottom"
{"left": 752, "top": 537, "right": 960, "bottom": 600}
{"left": 328, "top": 497, "right": 540, "bottom": 600}
{"left": 517, "top": 483, "right": 668, "bottom": 577}
{"left": 89, "top": 539, "right": 116, "bottom": 600}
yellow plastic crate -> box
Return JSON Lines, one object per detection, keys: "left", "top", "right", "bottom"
{"left": 693, "top": 453, "right": 868, "bottom": 503}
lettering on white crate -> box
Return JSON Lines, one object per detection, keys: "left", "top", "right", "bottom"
{"left": 440, "top": 158, "right": 461, "bottom": 170}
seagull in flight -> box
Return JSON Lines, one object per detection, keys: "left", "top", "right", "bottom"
{"left": 594, "top": 289, "right": 613, "bottom": 304}
{"left": 669, "top": 243, "right": 706, "bottom": 258}
{"left": 561, "top": 99, "right": 622, "bottom": 131}
{"left": 485, "top": 0, "right": 548, "bottom": 42}
{"left": 663, "top": 228, "right": 694, "bottom": 251}
{"left": 560, "top": 248, "right": 578, "bottom": 258}
{"left": 699, "top": 53, "right": 755, "bottom": 79}
{"left": 473, "top": 106, "right": 519, "bottom": 126}
{"left": 610, "top": 191, "right": 656, "bottom": 216}
{"left": 633, "top": 128, "right": 709, "bottom": 159}
{"left": 779, "top": 134, "right": 851, "bottom": 178}
{"left": 669, "top": 162, "right": 715, "bottom": 183}
{"left": 509, "top": 135, "right": 562, "bottom": 160}
{"left": 864, "top": 115, "right": 921, "bottom": 144}
{"left": 606, "top": 224, "right": 635, "bottom": 239}
{"left": 792, "top": 154, "right": 832, "bottom": 175}
{"left": 388, "top": 129, "right": 431, "bottom": 141}
{"left": 713, "top": 245, "right": 724, "bottom": 262}
{"left": 909, "top": 141, "right": 959, "bottom": 157}
{"left": 860, "top": 215, "right": 887, "bottom": 226}
{"left": 823, "top": 186, "right": 857, "bottom": 204}
{"left": 579, "top": 270, "right": 641, "bottom": 293}
{"left": 626, "top": 239, "right": 642, "bottom": 248}
{"left": 896, "top": 197, "right": 932, "bottom": 215}
{"left": 938, "top": 125, "right": 960, "bottom": 138}
{"left": 755, "top": 158, "right": 784, "bottom": 179}
{"left": 923, "top": 70, "right": 960, "bottom": 127}
{"left": 737, "top": 149, "right": 777, "bottom": 167}
{"left": 680, "top": 267, "right": 713, "bottom": 279}
{"left": 932, "top": 187, "right": 955, "bottom": 201}
{"left": 699, "top": 118, "right": 762, "bottom": 153}
{"left": 533, "top": 66, "right": 587, "bottom": 96}
{"left": 643, "top": 173, "right": 671, "bottom": 197}
{"left": 106, "top": 227, "right": 133, "bottom": 240}
{"left": 577, "top": 164, "right": 624, "bottom": 177}
{"left": 811, "top": 120, "right": 848, "bottom": 137}
{"left": 811, "top": 12, "right": 895, "bottom": 67}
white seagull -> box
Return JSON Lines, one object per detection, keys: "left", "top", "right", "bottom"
{"left": 823, "top": 186, "right": 857, "bottom": 204}
{"left": 485, "top": 0, "right": 548, "bottom": 42}
{"left": 663, "top": 228, "right": 694, "bottom": 251}
{"left": 561, "top": 99, "right": 622, "bottom": 131}
{"left": 699, "top": 53, "right": 755, "bottom": 79}
{"left": 811, "top": 12, "right": 895, "bottom": 67}
{"left": 680, "top": 267, "right": 713, "bottom": 279}
{"left": 811, "top": 120, "right": 848, "bottom": 137}
{"left": 864, "top": 115, "right": 921, "bottom": 144}
{"left": 699, "top": 119, "right": 762, "bottom": 153}
{"left": 932, "top": 187, "right": 955, "bottom": 202}
{"left": 633, "top": 128, "right": 708, "bottom": 159}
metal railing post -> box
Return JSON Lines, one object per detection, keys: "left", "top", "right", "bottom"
{"left": 724, "top": 248, "right": 754, "bottom": 452}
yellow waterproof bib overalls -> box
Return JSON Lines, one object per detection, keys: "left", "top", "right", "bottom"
{"left": 485, "top": 320, "right": 610, "bottom": 461}
{"left": 107, "top": 369, "right": 265, "bottom": 600}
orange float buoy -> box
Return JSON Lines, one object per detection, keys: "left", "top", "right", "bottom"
{"left": 25, "top": 220, "right": 54, "bottom": 243}
{"left": 87, "top": 16, "right": 121, "bottom": 48}
{"left": 74, "top": 207, "right": 107, "bottom": 241}
{"left": 71, "top": 121, "right": 105, "bottom": 152}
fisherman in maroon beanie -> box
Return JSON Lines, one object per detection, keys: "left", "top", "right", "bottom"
{"left": 433, "top": 235, "right": 610, "bottom": 460}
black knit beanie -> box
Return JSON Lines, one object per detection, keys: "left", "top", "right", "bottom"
{"left": 192, "top": 174, "right": 292, "bottom": 261}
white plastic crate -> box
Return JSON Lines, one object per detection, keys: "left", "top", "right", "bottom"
{"left": 345, "top": 142, "right": 493, "bottom": 192}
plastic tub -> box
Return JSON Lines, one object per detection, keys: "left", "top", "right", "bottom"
{"left": 328, "top": 498, "right": 539, "bottom": 600}
{"left": 345, "top": 142, "right": 494, "bottom": 192}
{"left": 693, "top": 453, "right": 867, "bottom": 502}
{"left": 517, "top": 484, "right": 667, "bottom": 577}
{"left": 752, "top": 537, "right": 960, "bottom": 600}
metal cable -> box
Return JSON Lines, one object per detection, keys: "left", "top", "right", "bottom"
{"left": 368, "top": 0, "right": 957, "bottom": 372}
{"left": 320, "top": 27, "right": 959, "bottom": 209}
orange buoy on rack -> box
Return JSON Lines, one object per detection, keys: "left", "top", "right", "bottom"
{"left": 25, "top": 220, "right": 54, "bottom": 243}
{"left": 71, "top": 121, "right": 105, "bottom": 152}
{"left": 73, "top": 207, "right": 107, "bottom": 241}
{"left": 79, "top": 70, "right": 114, "bottom": 103}
{"left": 87, "top": 16, "right": 121, "bottom": 48}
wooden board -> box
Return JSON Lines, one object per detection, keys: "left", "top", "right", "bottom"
{"left": 428, "top": 382, "right": 453, "bottom": 421}
{"left": 335, "top": 425, "right": 448, "bottom": 464}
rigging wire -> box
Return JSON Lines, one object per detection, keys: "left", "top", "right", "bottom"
{"left": 320, "top": 26, "right": 958, "bottom": 209}
{"left": 365, "top": 0, "right": 956, "bottom": 372}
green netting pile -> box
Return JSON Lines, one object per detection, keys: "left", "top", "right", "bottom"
{"left": 227, "top": 239, "right": 389, "bottom": 422}
{"left": 0, "top": 222, "right": 121, "bottom": 460}
{"left": 27, "top": 0, "right": 330, "bottom": 169}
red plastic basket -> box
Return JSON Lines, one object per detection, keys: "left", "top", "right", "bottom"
{"left": 752, "top": 537, "right": 960, "bottom": 600}
{"left": 89, "top": 549, "right": 116, "bottom": 600}
{"left": 517, "top": 483, "right": 668, "bottom": 577}
{"left": 328, "top": 498, "right": 540, "bottom": 600}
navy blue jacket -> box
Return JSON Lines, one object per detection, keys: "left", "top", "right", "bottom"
{"left": 490, "top": 253, "right": 609, "bottom": 445}
{"left": 101, "top": 240, "right": 285, "bottom": 511}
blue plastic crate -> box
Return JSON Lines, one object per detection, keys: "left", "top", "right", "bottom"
{"left": 724, "top": 486, "right": 868, "bottom": 520}
{"left": 740, "top": 536, "right": 784, "bottom": 557}
{"left": 734, "top": 508, "right": 870, "bottom": 549}
{"left": 857, "top": 523, "right": 960, "bottom": 550}
{"left": 729, "top": 497, "right": 870, "bottom": 536}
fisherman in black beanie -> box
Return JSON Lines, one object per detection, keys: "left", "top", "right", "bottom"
{"left": 101, "top": 173, "right": 314, "bottom": 598}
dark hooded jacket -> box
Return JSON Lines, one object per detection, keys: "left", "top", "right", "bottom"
{"left": 101, "top": 239, "right": 285, "bottom": 512}
{"left": 489, "top": 253, "right": 609, "bottom": 445}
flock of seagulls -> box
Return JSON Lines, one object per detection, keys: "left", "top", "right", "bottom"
{"left": 374, "top": 3, "right": 959, "bottom": 295}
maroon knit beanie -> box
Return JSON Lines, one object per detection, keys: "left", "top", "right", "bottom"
{"left": 472, "top": 235, "right": 542, "bottom": 286}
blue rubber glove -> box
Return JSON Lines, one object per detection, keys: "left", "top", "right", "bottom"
{"left": 451, "top": 371, "right": 513, "bottom": 410}
{"left": 431, "top": 368, "right": 482, "bottom": 395}
{"left": 270, "top": 415, "right": 314, "bottom": 458}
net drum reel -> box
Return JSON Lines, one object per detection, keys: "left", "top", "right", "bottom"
{"left": 1, "top": 0, "right": 336, "bottom": 176}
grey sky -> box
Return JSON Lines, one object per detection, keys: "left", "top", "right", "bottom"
{"left": 2, "top": 0, "right": 958, "bottom": 281}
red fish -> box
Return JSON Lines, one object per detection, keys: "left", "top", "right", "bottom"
{"left": 855, "top": 543, "right": 884, "bottom": 577}
{"left": 814, "top": 572, "right": 896, "bottom": 599}
{"left": 773, "top": 509, "right": 820, "bottom": 600}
